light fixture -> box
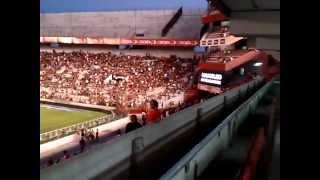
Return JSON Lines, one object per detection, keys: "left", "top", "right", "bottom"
{"left": 253, "top": 62, "right": 263, "bottom": 67}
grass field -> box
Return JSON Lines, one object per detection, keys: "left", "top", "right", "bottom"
{"left": 40, "top": 105, "right": 106, "bottom": 133}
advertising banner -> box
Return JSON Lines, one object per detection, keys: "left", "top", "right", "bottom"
{"left": 199, "top": 72, "right": 223, "bottom": 86}
{"left": 72, "top": 37, "right": 87, "bottom": 44}
{"left": 120, "top": 38, "right": 198, "bottom": 46}
{"left": 40, "top": 36, "right": 198, "bottom": 47}
{"left": 58, "top": 37, "right": 73, "bottom": 44}
{"left": 43, "top": 37, "right": 58, "bottom": 43}
{"left": 87, "top": 37, "right": 104, "bottom": 44}
{"left": 103, "top": 38, "right": 121, "bottom": 45}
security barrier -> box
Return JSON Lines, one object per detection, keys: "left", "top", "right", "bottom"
{"left": 159, "top": 77, "right": 277, "bottom": 180}
{"left": 40, "top": 114, "right": 116, "bottom": 144}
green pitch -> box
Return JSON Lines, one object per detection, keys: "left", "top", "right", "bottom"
{"left": 40, "top": 105, "right": 106, "bottom": 133}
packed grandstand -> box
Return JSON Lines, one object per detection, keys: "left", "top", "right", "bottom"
{"left": 39, "top": 0, "right": 280, "bottom": 179}
{"left": 40, "top": 50, "right": 198, "bottom": 113}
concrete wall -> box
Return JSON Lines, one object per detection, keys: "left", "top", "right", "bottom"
{"left": 230, "top": 11, "right": 280, "bottom": 36}
{"left": 40, "top": 9, "right": 204, "bottom": 39}
{"left": 40, "top": 0, "right": 207, "bottom": 13}
{"left": 255, "top": 37, "right": 280, "bottom": 51}
{"left": 230, "top": 11, "right": 280, "bottom": 60}
{"left": 166, "top": 9, "right": 203, "bottom": 39}
{"left": 247, "top": 37, "right": 280, "bottom": 60}
{"left": 255, "top": 0, "right": 280, "bottom": 9}
{"left": 223, "top": 0, "right": 254, "bottom": 10}
{"left": 247, "top": 37, "right": 280, "bottom": 50}
{"left": 223, "top": 0, "right": 280, "bottom": 10}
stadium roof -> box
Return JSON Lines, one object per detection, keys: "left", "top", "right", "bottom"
{"left": 40, "top": 0, "right": 207, "bottom": 13}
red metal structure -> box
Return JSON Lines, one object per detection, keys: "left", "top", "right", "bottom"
{"left": 196, "top": 49, "right": 279, "bottom": 94}
{"left": 195, "top": 0, "right": 279, "bottom": 95}
{"left": 202, "top": 9, "right": 229, "bottom": 24}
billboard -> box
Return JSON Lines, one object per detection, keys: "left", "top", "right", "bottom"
{"left": 58, "top": 37, "right": 73, "bottom": 44}
{"left": 103, "top": 38, "right": 121, "bottom": 45}
{"left": 120, "top": 38, "right": 198, "bottom": 46}
{"left": 43, "top": 37, "right": 58, "bottom": 43}
{"left": 87, "top": 37, "right": 104, "bottom": 44}
{"left": 72, "top": 37, "right": 87, "bottom": 44}
{"left": 40, "top": 36, "right": 198, "bottom": 47}
{"left": 199, "top": 72, "right": 223, "bottom": 86}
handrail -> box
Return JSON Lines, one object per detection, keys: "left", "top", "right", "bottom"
{"left": 159, "top": 77, "right": 275, "bottom": 179}
{"left": 40, "top": 114, "right": 119, "bottom": 144}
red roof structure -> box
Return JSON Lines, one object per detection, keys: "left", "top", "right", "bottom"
{"left": 201, "top": 9, "right": 229, "bottom": 24}
{"left": 198, "top": 50, "right": 262, "bottom": 72}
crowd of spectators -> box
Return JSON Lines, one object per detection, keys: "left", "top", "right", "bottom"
{"left": 40, "top": 50, "right": 198, "bottom": 112}
{"left": 40, "top": 50, "right": 200, "bottom": 168}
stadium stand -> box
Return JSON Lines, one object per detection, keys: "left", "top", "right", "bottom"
{"left": 40, "top": 51, "right": 198, "bottom": 112}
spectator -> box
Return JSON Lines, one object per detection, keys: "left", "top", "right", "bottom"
{"left": 63, "top": 150, "right": 70, "bottom": 159}
{"left": 47, "top": 158, "right": 54, "bottom": 167}
{"left": 95, "top": 128, "right": 99, "bottom": 141}
{"left": 89, "top": 130, "right": 95, "bottom": 141}
{"left": 125, "top": 115, "right": 142, "bottom": 133}
{"left": 165, "top": 110, "right": 170, "bottom": 117}
{"left": 169, "top": 107, "right": 175, "bottom": 115}
{"left": 141, "top": 114, "right": 147, "bottom": 125}
{"left": 79, "top": 137, "right": 86, "bottom": 153}
{"left": 81, "top": 129, "right": 85, "bottom": 137}
{"left": 55, "top": 158, "right": 60, "bottom": 164}
{"left": 146, "top": 99, "right": 162, "bottom": 124}
{"left": 40, "top": 51, "right": 194, "bottom": 113}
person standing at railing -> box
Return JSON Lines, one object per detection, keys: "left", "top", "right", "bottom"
{"left": 146, "top": 99, "right": 162, "bottom": 124}
{"left": 81, "top": 128, "right": 85, "bottom": 137}
{"left": 95, "top": 128, "right": 99, "bottom": 142}
{"left": 125, "top": 115, "right": 142, "bottom": 133}
{"left": 88, "top": 130, "right": 95, "bottom": 141}
{"left": 47, "top": 158, "right": 54, "bottom": 167}
{"left": 63, "top": 150, "right": 70, "bottom": 160}
{"left": 141, "top": 113, "right": 147, "bottom": 125}
{"left": 79, "top": 137, "right": 86, "bottom": 153}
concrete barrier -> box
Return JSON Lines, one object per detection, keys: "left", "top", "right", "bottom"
{"left": 40, "top": 9, "right": 205, "bottom": 39}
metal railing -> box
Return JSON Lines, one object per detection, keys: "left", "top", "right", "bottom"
{"left": 40, "top": 114, "right": 117, "bottom": 144}
{"left": 159, "top": 77, "right": 277, "bottom": 180}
